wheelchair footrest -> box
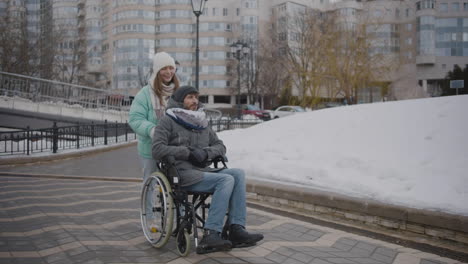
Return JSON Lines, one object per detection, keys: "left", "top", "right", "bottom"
{"left": 196, "top": 243, "right": 231, "bottom": 254}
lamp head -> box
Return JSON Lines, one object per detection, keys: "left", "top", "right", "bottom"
{"left": 191, "top": 0, "right": 207, "bottom": 15}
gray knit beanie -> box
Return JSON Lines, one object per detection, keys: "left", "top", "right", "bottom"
{"left": 171, "top": 86, "right": 199, "bottom": 103}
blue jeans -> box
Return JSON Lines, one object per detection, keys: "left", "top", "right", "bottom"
{"left": 183, "top": 168, "right": 246, "bottom": 233}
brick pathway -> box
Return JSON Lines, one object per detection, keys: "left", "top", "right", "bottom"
{"left": 0, "top": 176, "right": 465, "bottom": 264}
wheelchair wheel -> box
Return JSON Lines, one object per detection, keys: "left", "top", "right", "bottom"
{"left": 176, "top": 229, "right": 191, "bottom": 257}
{"left": 140, "top": 172, "right": 174, "bottom": 248}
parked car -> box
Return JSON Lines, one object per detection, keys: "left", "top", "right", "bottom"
{"left": 272, "top": 105, "right": 306, "bottom": 119}
{"left": 235, "top": 104, "right": 271, "bottom": 120}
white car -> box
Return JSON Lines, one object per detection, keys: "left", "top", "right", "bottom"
{"left": 272, "top": 105, "right": 306, "bottom": 119}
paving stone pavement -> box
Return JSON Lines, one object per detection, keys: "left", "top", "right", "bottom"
{"left": 0, "top": 176, "right": 466, "bottom": 264}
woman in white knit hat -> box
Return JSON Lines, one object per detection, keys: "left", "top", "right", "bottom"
{"left": 129, "top": 52, "right": 180, "bottom": 179}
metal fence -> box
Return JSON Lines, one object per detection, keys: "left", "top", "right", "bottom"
{"left": 0, "top": 121, "right": 135, "bottom": 156}
{"left": 0, "top": 118, "right": 262, "bottom": 156}
{"left": 0, "top": 71, "right": 131, "bottom": 111}
{"left": 209, "top": 118, "right": 262, "bottom": 132}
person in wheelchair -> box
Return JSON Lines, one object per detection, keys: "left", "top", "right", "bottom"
{"left": 152, "top": 85, "right": 263, "bottom": 254}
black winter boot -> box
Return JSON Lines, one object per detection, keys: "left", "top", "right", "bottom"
{"left": 228, "top": 224, "right": 264, "bottom": 248}
{"left": 196, "top": 229, "right": 232, "bottom": 254}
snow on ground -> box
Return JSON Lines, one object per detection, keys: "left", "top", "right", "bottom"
{"left": 219, "top": 95, "right": 468, "bottom": 216}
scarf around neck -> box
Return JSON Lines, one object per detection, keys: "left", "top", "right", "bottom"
{"left": 166, "top": 108, "right": 208, "bottom": 130}
{"left": 151, "top": 83, "right": 174, "bottom": 118}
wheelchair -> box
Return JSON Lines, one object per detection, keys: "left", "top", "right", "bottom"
{"left": 140, "top": 155, "right": 228, "bottom": 256}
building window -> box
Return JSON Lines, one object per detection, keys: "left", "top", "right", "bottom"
{"left": 442, "top": 64, "right": 446, "bottom": 69}
{"left": 199, "top": 95, "right": 208, "bottom": 103}
{"left": 464, "top": 3, "right": 468, "bottom": 11}
{"left": 214, "top": 96, "right": 230, "bottom": 104}
{"left": 278, "top": 32, "right": 286, "bottom": 41}
{"left": 439, "top": 3, "right": 448, "bottom": 12}
{"left": 452, "top": 2, "right": 460, "bottom": 11}
{"left": 417, "top": 0, "right": 435, "bottom": 9}
{"left": 223, "top": 8, "right": 228, "bottom": 16}
{"left": 236, "top": 8, "right": 239, "bottom": 16}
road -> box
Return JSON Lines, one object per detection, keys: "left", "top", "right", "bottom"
{"left": 0, "top": 108, "right": 106, "bottom": 130}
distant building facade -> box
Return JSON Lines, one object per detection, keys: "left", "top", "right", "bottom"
{"left": 1, "top": 0, "right": 467, "bottom": 107}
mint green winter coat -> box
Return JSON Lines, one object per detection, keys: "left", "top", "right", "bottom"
{"left": 129, "top": 85, "right": 160, "bottom": 159}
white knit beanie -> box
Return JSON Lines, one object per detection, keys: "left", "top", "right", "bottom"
{"left": 148, "top": 52, "right": 176, "bottom": 86}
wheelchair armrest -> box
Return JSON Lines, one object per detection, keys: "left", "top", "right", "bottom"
{"left": 156, "top": 156, "right": 176, "bottom": 171}
{"left": 211, "top": 155, "right": 228, "bottom": 169}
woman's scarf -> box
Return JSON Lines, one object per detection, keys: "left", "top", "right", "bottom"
{"left": 150, "top": 83, "right": 175, "bottom": 118}
{"left": 166, "top": 108, "right": 208, "bottom": 130}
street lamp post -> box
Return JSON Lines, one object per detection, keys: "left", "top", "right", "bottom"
{"left": 230, "top": 40, "right": 250, "bottom": 119}
{"left": 191, "top": 0, "right": 207, "bottom": 91}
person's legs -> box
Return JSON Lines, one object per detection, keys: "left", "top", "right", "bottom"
{"left": 140, "top": 157, "right": 159, "bottom": 231}
{"left": 184, "top": 172, "right": 234, "bottom": 253}
{"left": 183, "top": 172, "right": 234, "bottom": 232}
{"left": 140, "top": 157, "right": 158, "bottom": 181}
{"left": 218, "top": 168, "right": 246, "bottom": 226}
{"left": 217, "top": 168, "right": 264, "bottom": 248}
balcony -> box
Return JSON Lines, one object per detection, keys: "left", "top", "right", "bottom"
{"left": 416, "top": 55, "right": 435, "bottom": 65}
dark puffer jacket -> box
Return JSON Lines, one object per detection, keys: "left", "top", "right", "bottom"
{"left": 151, "top": 98, "right": 226, "bottom": 187}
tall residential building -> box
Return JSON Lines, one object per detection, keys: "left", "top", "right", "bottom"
{"left": 2, "top": 0, "right": 468, "bottom": 107}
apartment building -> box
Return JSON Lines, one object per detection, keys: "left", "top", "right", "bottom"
{"left": 2, "top": 0, "right": 467, "bottom": 107}
{"left": 100, "top": 0, "right": 268, "bottom": 107}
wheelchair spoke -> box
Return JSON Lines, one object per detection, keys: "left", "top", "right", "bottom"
{"left": 140, "top": 173, "right": 174, "bottom": 248}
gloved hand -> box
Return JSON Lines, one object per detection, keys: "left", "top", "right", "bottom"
{"left": 188, "top": 148, "right": 208, "bottom": 167}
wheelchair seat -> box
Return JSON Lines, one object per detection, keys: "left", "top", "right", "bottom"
{"left": 139, "top": 155, "right": 228, "bottom": 256}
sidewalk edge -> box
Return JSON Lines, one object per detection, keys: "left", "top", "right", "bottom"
{"left": 0, "top": 141, "right": 137, "bottom": 166}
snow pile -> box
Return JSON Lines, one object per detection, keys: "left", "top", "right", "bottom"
{"left": 219, "top": 95, "right": 468, "bottom": 216}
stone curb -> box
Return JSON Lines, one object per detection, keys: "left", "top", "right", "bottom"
{"left": 0, "top": 141, "right": 137, "bottom": 166}
{"left": 246, "top": 178, "right": 468, "bottom": 250}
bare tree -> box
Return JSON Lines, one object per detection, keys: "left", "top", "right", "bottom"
{"left": 255, "top": 31, "right": 287, "bottom": 109}
{"left": 275, "top": 8, "right": 399, "bottom": 106}
{"left": 277, "top": 9, "right": 339, "bottom": 108}
{"left": 0, "top": 10, "right": 40, "bottom": 76}
{"left": 52, "top": 23, "right": 85, "bottom": 84}
{"left": 327, "top": 15, "right": 398, "bottom": 104}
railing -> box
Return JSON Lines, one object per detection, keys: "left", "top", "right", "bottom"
{"left": 0, "top": 118, "right": 262, "bottom": 156}
{"left": 0, "top": 71, "right": 132, "bottom": 111}
{"left": 0, "top": 121, "right": 136, "bottom": 156}
{"left": 209, "top": 118, "right": 262, "bottom": 132}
